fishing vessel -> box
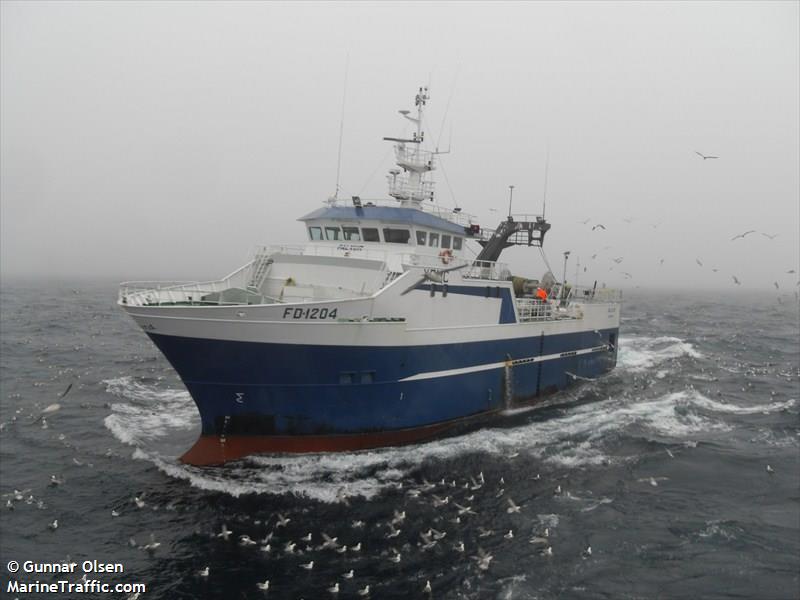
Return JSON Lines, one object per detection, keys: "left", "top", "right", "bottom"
{"left": 118, "top": 86, "right": 622, "bottom": 465}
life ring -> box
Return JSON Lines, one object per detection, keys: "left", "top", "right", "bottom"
{"left": 439, "top": 249, "right": 453, "bottom": 264}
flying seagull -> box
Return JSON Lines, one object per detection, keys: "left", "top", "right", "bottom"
{"left": 695, "top": 151, "right": 718, "bottom": 160}
{"left": 591, "top": 224, "right": 606, "bottom": 231}
{"left": 761, "top": 233, "right": 778, "bottom": 240}
{"left": 731, "top": 230, "right": 756, "bottom": 241}
{"left": 732, "top": 275, "right": 741, "bottom": 285}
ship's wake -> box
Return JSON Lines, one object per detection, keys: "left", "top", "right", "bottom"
{"left": 101, "top": 336, "right": 795, "bottom": 502}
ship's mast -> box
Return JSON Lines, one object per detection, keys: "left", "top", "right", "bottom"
{"left": 384, "top": 86, "right": 436, "bottom": 206}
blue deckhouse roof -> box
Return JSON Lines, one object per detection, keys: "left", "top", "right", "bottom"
{"left": 298, "top": 206, "right": 467, "bottom": 235}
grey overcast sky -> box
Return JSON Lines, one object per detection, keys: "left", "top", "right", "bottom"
{"left": 2, "top": 1, "right": 798, "bottom": 290}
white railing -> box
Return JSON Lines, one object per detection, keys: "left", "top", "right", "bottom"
{"left": 388, "top": 178, "right": 435, "bottom": 202}
{"left": 462, "top": 260, "right": 511, "bottom": 282}
{"left": 119, "top": 246, "right": 516, "bottom": 307}
{"left": 394, "top": 146, "right": 436, "bottom": 171}
{"left": 119, "top": 261, "right": 256, "bottom": 307}
{"left": 549, "top": 283, "right": 622, "bottom": 304}
{"left": 515, "top": 298, "right": 553, "bottom": 322}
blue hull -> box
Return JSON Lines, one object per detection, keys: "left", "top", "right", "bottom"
{"left": 148, "top": 328, "right": 619, "bottom": 440}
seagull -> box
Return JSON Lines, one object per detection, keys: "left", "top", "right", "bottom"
{"left": 358, "top": 585, "right": 371, "bottom": 597}
{"left": 592, "top": 224, "right": 606, "bottom": 231}
{"left": 453, "top": 541, "right": 465, "bottom": 553}
{"left": 506, "top": 498, "right": 521, "bottom": 514}
{"left": 328, "top": 582, "right": 341, "bottom": 595}
{"left": 431, "top": 494, "right": 449, "bottom": 507}
{"left": 582, "top": 545, "right": 593, "bottom": 558}
{"left": 732, "top": 275, "right": 741, "bottom": 285}
{"left": 321, "top": 533, "right": 339, "bottom": 549}
{"left": 142, "top": 534, "right": 161, "bottom": 552}
{"left": 695, "top": 258, "right": 704, "bottom": 267}
{"left": 761, "top": 233, "right": 778, "bottom": 239}
{"left": 477, "top": 526, "right": 493, "bottom": 538}
{"left": 48, "top": 519, "right": 58, "bottom": 530}
{"left": 504, "top": 529, "right": 514, "bottom": 540}
{"left": 529, "top": 535, "right": 549, "bottom": 545}
{"left": 389, "top": 551, "right": 402, "bottom": 563}
{"left": 300, "top": 560, "right": 314, "bottom": 570}
{"left": 695, "top": 151, "right": 718, "bottom": 160}
{"left": 774, "top": 282, "right": 780, "bottom": 290}
{"left": 217, "top": 524, "right": 232, "bottom": 541}
{"left": 554, "top": 485, "right": 562, "bottom": 495}
{"left": 275, "top": 513, "right": 290, "bottom": 528}
{"left": 386, "top": 526, "right": 401, "bottom": 539}
{"left": 133, "top": 496, "right": 146, "bottom": 509}
{"left": 352, "top": 519, "right": 365, "bottom": 528}
{"left": 613, "top": 257, "right": 623, "bottom": 264}
{"left": 423, "top": 580, "right": 432, "bottom": 594}
{"left": 256, "top": 579, "right": 270, "bottom": 591}
{"left": 33, "top": 403, "right": 62, "bottom": 423}
{"left": 50, "top": 475, "right": 64, "bottom": 486}
{"left": 239, "top": 535, "right": 256, "bottom": 546}
{"left": 197, "top": 566, "right": 209, "bottom": 578}
{"left": 351, "top": 542, "right": 361, "bottom": 552}
{"left": 454, "top": 502, "right": 475, "bottom": 516}
{"left": 474, "top": 547, "right": 493, "bottom": 571}
{"left": 766, "top": 465, "right": 775, "bottom": 474}
{"left": 731, "top": 230, "right": 756, "bottom": 241}
{"left": 342, "top": 569, "right": 354, "bottom": 579}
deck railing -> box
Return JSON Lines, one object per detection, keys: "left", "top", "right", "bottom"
{"left": 515, "top": 298, "right": 553, "bottom": 322}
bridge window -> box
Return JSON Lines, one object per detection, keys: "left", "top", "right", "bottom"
{"left": 441, "top": 235, "right": 451, "bottom": 249}
{"left": 342, "top": 227, "right": 361, "bottom": 241}
{"left": 416, "top": 231, "right": 427, "bottom": 246}
{"left": 362, "top": 227, "right": 380, "bottom": 242}
{"left": 309, "top": 227, "right": 323, "bottom": 241}
{"left": 383, "top": 228, "right": 411, "bottom": 244}
{"left": 325, "top": 226, "right": 342, "bottom": 241}
{"left": 453, "top": 237, "right": 463, "bottom": 250}
{"left": 429, "top": 233, "right": 439, "bottom": 248}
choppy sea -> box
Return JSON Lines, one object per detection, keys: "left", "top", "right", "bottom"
{"left": 1, "top": 280, "right": 798, "bottom": 599}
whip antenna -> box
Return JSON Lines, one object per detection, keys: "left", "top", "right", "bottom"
{"left": 542, "top": 143, "right": 550, "bottom": 219}
{"left": 333, "top": 54, "right": 349, "bottom": 200}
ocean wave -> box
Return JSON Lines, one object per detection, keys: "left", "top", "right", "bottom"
{"left": 689, "top": 395, "right": 797, "bottom": 416}
{"left": 617, "top": 335, "right": 702, "bottom": 372}
{"left": 100, "top": 380, "right": 732, "bottom": 503}
{"left": 102, "top": 376, "right": 197, "bottom": 446}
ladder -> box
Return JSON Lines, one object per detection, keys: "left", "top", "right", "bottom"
{"left": 247, "top": 253, "right": 273, "bottom": 291}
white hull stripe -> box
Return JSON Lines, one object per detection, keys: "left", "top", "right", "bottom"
{"left": 399, "top": 345, "right": 609, "bottom": 382}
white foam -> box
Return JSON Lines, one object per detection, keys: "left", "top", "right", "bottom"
{"left": 618, "top": 335, "right": 702, "bottom": 373}
{"left": 689, "top": 396, "right": 797, "bottom": 416}
{"left": 103, "top": 377, "right": 198, "bottom": 447}
{"left": 101, "top": 379, "right": 736, "bottom": 502}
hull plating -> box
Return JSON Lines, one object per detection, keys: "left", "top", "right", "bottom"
{"left": 145, "top": 328, "right": 619, "bottom": 464}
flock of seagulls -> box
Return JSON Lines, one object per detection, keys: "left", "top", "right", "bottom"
{"left": 176, "top": 471, "right": 581, "bottom": 597}
{"left": 576, "top": 217, "right": 796, "bottom": 293}
{"left": 553, "top": 151, "right": 798, "bottom": 293}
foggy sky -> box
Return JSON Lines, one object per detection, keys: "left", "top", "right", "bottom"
{"left": 2, "top": 1, "right": 798, "bottom": 291}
